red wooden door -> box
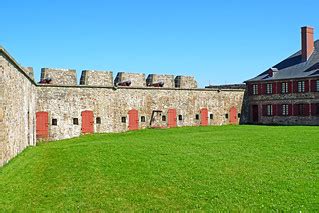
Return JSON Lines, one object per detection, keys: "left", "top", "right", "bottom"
{"left": 200, "top": 108, "right": 208, "bottom": 126}
{"left": 167, "top": 108, "right": 177, "bottom": 128}
{"left": 82, "top": 110, "right": 94, "bottom": 134}
{"left": 128, "top": 109, "right": 139, "bottom": 130}
{"left": 36, "top": 112, "right": 49, "bottom": 139}
{"left": 252, "top": 105, "right": 258, "bottom": 123}
{"left": 229, "top": 107, "right": 238, "bottom": 124}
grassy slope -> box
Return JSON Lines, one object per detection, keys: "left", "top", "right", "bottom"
{"left": 0, "top": 125, "right": 318, "bottom": 211}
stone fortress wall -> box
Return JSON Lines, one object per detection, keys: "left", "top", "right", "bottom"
{"left": 0, "top": 46, "right": 245, "bottom": 166}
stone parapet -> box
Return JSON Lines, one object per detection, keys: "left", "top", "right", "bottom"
{"left": 40, "top": 68, "right": 77, "bottom": 86}
{"left": 80, "top": 70, "right": 113, "bottom": 87}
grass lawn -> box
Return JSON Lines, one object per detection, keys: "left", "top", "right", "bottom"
{"left": 0, "top": 125, "right": 318, "bottom": 211}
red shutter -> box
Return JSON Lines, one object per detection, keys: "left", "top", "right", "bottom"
{"left": 304, "top": 104, "right": 310, "bottom": 116}
{"left": 262, "top": 105, "right": 267, "bottom": 116}
{"left": 277, "top": 82, "right": 282, "bottom": 94}
{"left": 288, "top": 82, "right": 292, "bottom": 93}
{"left": 293, "top": 104, "right": 299, "bottom": 116}
{"left": 310, "top": 80, "right": 317, "bottom": 92}
{"left": 272, "top": 83, "right": 277, "bottom": 94}
{"left": 277, "top": 104, "right": 282, "bottom": 116}
{"left": 248, "top": 84, "right": 253, "bottom": 95}
{"left": 258, "top": 84, "right": 262, "bottom": 95}
{"left": 305, "top": 80, "right": 309, "bottom": 92}
{"left": 293, "top": 81, "right": 298, "bottom": 93}
{"left": 272, "top": 104, "right": 277, "bottom": 116}
{"left": 288, "top": 104, "right": 293, "bottom": 116}
{"left": 311, "top": 103, "right": 317, "bottom": 116}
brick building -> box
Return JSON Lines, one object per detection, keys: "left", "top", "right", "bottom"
{"left": 245, "top": 26, "right": 319, "bottom": 125}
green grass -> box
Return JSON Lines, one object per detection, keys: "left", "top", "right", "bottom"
{"left": 0, "top": 125, "right": 318, "bottom": 211}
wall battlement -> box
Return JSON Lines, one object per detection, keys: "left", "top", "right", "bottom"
{"left": 80, "top": 70, "right": 113, "bottom": 87}
{"left": 39, "top": 68, "right": 198, "bottom": 89}
{"left": 40, "top": 68, "right": 77, "bottom": 86}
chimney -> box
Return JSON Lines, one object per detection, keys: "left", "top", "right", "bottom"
{"left": 301, "top": 26, "right": 314, "bottom": 62}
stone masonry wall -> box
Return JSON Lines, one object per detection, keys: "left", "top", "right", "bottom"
{"left": 41, "top": 68, "right": 77, "bottom": 86}
{"left": 175, "top": 76, "right": 197, "bottom": 88}
{"left": 80, "top": 70, "right": 113, "bottom": 87}
{"left": 146, "top": 74, "right": 175, "bottom": 88}
{"left": 114, "top": 72, "right": 146, "bottom": 87}
{"left": 0, "top": 51, "right": 36, "bottom": 166}
{"left": 36, "top": 86, "right": 244, "bottom": 141}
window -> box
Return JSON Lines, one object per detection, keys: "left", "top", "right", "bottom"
{"left": 96, "top": 117, "right": 101, "bottom": 124}
{"left": 178, "top": 115, "right": 183, "bottom": 121}
{"left": 282, "top": 104, "right": 289, "bottom": 116}
{"left": 252, "top": 84, "right": 258, "bottom": 95}
{"left": 299, "top": 104, "right": 305, "bottom": 116}
{"left": 195, "top": 114, "right": 199, "bottom": 120}
{"left": 298, "top": 81, "right": 305, "bottom": 92}
{"left": 162, "top": 115, "right": 166, "bottom": 121}
{"left": 316, "top": 104, "right": 319, "bottom": 115}
{"left": 266, "top": 83, "right": 272, "bottom": 94}
{"left": 267, "top": 105, "right": 273, "bottom": 116}
{"left": 121, "top": 117, "right": 126, "bottom": 123}
{"left": 316, "top": 80, "right": 319, "bottom": 92}
{"left": 52, "top": 119, "right": 57, "bottom": 126}
{"left": 225, "top": 114, "right": 228, "bottom": 119}
{"left": 141, "top": 116, "right": 146, "bottom": 122}
{"left": 210, "top": 114, "right": 213, "bottom": 119}
{"left": 238, "top": 113, "right": 241, "bottom": 118}
{"left": 73, "top": 118, "right": 79, "bottom": 125}
{"left": 281, "top": 82, "right": 288, "bottom": 93}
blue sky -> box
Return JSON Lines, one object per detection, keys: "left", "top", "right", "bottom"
{"left": 1, "top": 0, "right": 319, "bottom": 87}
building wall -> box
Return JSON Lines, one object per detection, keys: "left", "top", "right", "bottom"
{"left": 0, "top": 52, "right": 36, "bottom": 166}
{"left": 246, "top": 80, "right": 319, "bottom": 125}
{"left": 36, "top": 86, "right": 244, "bottom": 141}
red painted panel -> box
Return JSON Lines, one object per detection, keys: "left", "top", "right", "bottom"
{"left": 81, "top": 110, "right": 94, "bottom": 134}
{"left": 288, "top": 82, "right": 293, "bottom": 93}
{"left": 272, "top": 104, "right": 277, "bottom": 116}
{"left": 252, "top": 105, "right": 258, "bottom": 123}
{"left": 167, "top": 108, "right": 177, "bottom": 128}
{"left": 36, "top": 112, "right": 49, "bottom": 139}
{"left": 304, "top": 103, "right": 310, "bottom": 116}
{"left": 229, "top": 106, "right": 237, "bottom": 124}
{"left": 200, "top": 108, "right": 208, "bottom": 126}
{"left": 128, "top": 109, "right": 139, "bottom": 130}
{"left": 310, "top": 80, "right": 317, "bottom": 92}
{"left": 305, "top": 80, "right": 309, "bottom": 92}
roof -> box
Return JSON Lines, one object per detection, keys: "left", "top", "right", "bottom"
{"left": 246, "top": 40, "right": 319, "bottom": 82}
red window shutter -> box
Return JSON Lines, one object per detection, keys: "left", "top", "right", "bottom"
{"left": 277, "top": 104, "right": 282, "bottom": 115}
{"left": 258, "top": 84, "right": 262, "bottom": 95}
{"left": 311, "top": 103, "right": 317, "bottom": 116}
{"left": 310, "top": 80, "right": 316, "bottom": 92}
{"left": 288, "top": 82, "right": 292, "bottom": 93}
{"left": 305, "top": 80, "right": 309, "bottom": 92}
{"left": 272, "top": 83, "right": 277, "bottom": 94}
{"left": 293, "top": 81, "right": 298, "bottom": 93}
{"left": 262, "top": 105, "right": 267, "bottom": 116}
{"left": 277, "top": 82, "right": 282, "bottom": 93}
{"left": 304, "top": 103, "right": 310, "bottom": 116}
{"left": 248, "top": 84, "right": 252, "bottom": 95}
{"left": 293, "top": 104, "right": 299, "bottom": 116}
{"left": 288, "top": 104, "right": 293, "bottom": 116}
{"left": 272, "top": 104, "right": 277, "bottom": 116}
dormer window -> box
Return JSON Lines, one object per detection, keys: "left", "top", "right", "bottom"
{"left": 268, "top": 68, "right": 278, "bottom": 77}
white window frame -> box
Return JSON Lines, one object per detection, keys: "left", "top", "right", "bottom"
{"left": 298, "top": 81, "right": 305, "bottom": 93}
{"left": 252, "top": 84, "right": 258, "bottom": 95}
{"left": 282, "top": 104, "right": 289, "bottom": 116}
{"left": 281, "top": 82, "right": 288, "bottom": 93}
{"left": 267, "top": 105, "right": 273, "bottom": 116}
{"left": 266, "top": 83, "right": 272, "bottom": 94}
{"left": 316, "top": 80, "right": 319, "bottom": 92}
